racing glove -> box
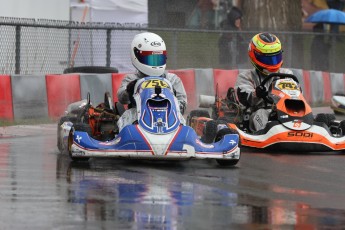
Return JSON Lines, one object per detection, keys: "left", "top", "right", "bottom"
{"left": 179, "top": 104, "right": 185, "bottom": 115}
{"left": 126, "top": 80, "right": 138, "bottom": 107}
{"left": 255, "top": 85, "right": 268, "bottom": 99}
{"left": 126, "top": 80, "right": 138, "bottom": 96}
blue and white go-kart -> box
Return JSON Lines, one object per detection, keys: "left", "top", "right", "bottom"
{"left": 57, "top": 76, "right": 240, "bottom": 166}
{"left": 331, "top": 94, "right": 345, "bottom": 115}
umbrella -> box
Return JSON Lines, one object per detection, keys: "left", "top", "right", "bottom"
{"left": 305, "top": 9, "right": 345, "bottom": 25}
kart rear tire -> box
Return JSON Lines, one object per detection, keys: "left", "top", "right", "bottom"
{"left": 187, "top": 109, "right": 210, "bottom": 126}
{"left": 338, "top": 120, "right": 345, "bottom": 136}
{"left": 314, "top": 113, "right": 336, "bottom": 127}
{"left": 214, "top": 128, "right": 240, "bottom": 166}
{"left": 202, "top": 120, "right": 218, "bottom": 143}
{"left": 63, "top": 66, "right": 118, "bottom": 74}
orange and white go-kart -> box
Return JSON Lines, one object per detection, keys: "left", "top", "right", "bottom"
{"left": 188, "top": 73, "right": 345, "bottom": 152}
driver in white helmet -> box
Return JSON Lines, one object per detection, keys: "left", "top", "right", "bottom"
{"left": 117, "top": 32, "right": 187, "bottom": 131}
{"left": 235, "top": 32, "right": 293, "bottom": 132}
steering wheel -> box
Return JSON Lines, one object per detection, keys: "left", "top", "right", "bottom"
{"left": 77, "top": 92, "right": 92, "bottom": 123}
{"left": 259, "top": 73, "right": 300, "bottom": 104}
{"left": 104, "top": 91, "right": 114, "bottom": 111}
{"left": 260, "top": 73, "right": 299, "bottom": 86}
{"left": 87, "top": 92, "right": 91, "bottom": 106}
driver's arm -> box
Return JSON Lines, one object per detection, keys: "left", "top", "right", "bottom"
{"left": 235, "top": 71, "right": 257, "bottom": 107}
{"left": 117, "top": 74, "right": 139, "bottom": 105}
{"left": 166, "top": 73, "right": 187, "bottom": 115}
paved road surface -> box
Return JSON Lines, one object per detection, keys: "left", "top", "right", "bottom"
{"left": 1, "top": 114, "right": 345, "bottom": 229}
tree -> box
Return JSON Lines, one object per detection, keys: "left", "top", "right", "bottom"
{"left": 239, "top": 0, "right": 302, "bottom": 31}
{"left": 238, "top": 0, "right": 304, "bottom": 69}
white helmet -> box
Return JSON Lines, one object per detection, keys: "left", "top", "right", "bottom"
{"left": 130, "top": 32, "right": 167, "bottom": 76}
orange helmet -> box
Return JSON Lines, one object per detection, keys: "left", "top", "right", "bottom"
{"left": 248, "top": 33, "right": 283, "bottom": 75}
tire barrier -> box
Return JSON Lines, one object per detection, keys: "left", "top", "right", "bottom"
{"left": 111, "top": 73, "right": 127, "bottom": 102}
{"left": 63, "top": 66, "right": 118, "bottom": 74}
{"left": 213, "top": 69, "right": 239, "bottom": 98}
{"left": 168, "top": 69, "right": 196, "bottom": 113}
{"left": 309, "top": 71, "right": 332, "bottom": 106}
{"left": 323, "top": 72, "right": 332, "bottom": 105}
{"left": 330, "top": 72, "right": 345, "bottom": 95}
{"left": 11, "top": 75, "right": 49, "bottom": 120}
{"left": 302, "top": 70, "right": 312, "bottom": 104}
{"left": 0, "top": 69, "right": 344, "bottom": 121}
{"left": 194, "top": 68, "right": 215, "bottom": 109}
{"left": 0, "top": 75, "right": 13, "bottom": 120}
{"left": 46, "top": 74, "right": 81, "bottom": 119}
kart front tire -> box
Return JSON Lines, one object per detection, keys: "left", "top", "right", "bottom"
{"left": 214, "top": 128, "right": 240, "bottom": 166}
{"left": 314, "top": 113, "right": 336, "bottom": 127}
{"left": 214, "top": 127, "right": 240, "bottom": 143}
{"left": 338, "top": 120, "right": 345, "bottom": 136}
{"left": 57, "top": 115, "right": 76, "bottom": 153}
{"left": 202, "top": 120, "right": 218, "bottom": 143}
{"left": 68, "top": 128, "right": 90, "bottom": 162}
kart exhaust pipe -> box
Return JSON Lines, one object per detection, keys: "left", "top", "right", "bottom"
{"left": 199, "top": 95, "right": 215, "bottom": 108}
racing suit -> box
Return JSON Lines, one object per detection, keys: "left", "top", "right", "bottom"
{"left": 117, "top": 71, "right": 187, "bottom": 131}
{"left": 235, "top": 68, "right": 293, "bottom": 132}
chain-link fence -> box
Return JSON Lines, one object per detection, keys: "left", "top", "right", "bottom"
{"left": 0, "top": 17, "right": 344, "bottom": 75}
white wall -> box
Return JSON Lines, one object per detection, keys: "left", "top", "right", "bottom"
{"left": 0, "top": 0, "right": 70, "bottom": 20}
{"left": 70, "top": 0, "right": 148, "bottom": 24}
{"left": 70, "top": 0, "right": 148, "bottom": 73}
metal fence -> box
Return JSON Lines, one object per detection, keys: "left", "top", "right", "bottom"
{"left": 0, "top": 17, "right": 344, "bottom": 75}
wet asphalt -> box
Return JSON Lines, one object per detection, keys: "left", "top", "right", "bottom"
{"left": 0, "top": 120, "right": 345, "bottom": 229}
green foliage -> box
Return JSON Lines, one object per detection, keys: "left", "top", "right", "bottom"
{"left": 153, "top": 30, "right": 221, "bottom": 69}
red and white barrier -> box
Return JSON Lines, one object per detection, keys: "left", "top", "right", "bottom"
{"left": 0, "top": 75, "right": 13, "bottom": 120}
{"left": 46, "top": 74, "right": 81, "bottom": 119}
{"left": 111, "top": 73, "right": 127, "bottom": 102}
{"left": 11, "top": 75, "right": 48, "bottom": 120}
{"left": 213, "top": 69, "right": 239, "bottom": 98}
{"left": 0, "top": 69, "right": 344, "bottom": 121}
{"left": 169, "top": 69, "right": 196, "bottom": 113}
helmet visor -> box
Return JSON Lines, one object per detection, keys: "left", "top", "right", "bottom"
{"left": 254, "top": 50, "right": 282, "bottom": 66}
{"left": 134, "top": 47, "right": 167, "bottom": 66}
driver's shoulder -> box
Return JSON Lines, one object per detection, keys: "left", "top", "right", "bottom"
{"left": 237, "top": 69, "right": 254, "bottom": 79}
{"left": 124, "top": 73, "right": 141, "bottom": 81}
{"left": 165, "top": 72, "right": 178, "bottom": 78}
{"left": 164, "top": 72, "right": 181, "bottom": 83}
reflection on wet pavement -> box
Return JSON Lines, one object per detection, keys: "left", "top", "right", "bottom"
{"left": 0, "top": 124, "right": 344, "bottom": 229}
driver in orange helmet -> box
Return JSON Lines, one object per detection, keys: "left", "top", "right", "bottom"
{"left": 234, "top": 32, "right": 293, "bottom": 132}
